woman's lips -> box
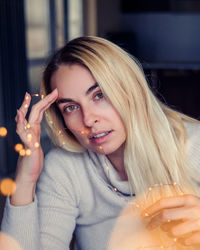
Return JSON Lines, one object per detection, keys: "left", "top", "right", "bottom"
{"left": 89, "top": 130, "right": 113, "bottom": 144}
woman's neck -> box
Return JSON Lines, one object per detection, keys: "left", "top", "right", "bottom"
{"left": 107, "top": 145, "right": 128, "bottom": 181}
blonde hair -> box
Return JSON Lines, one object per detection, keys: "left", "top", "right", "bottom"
{"left": 41, "top": 36, "right": 200, "bottom": 196}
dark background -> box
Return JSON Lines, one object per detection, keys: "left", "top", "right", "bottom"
{"left": 1, "top": 0, "right": 200, "bottom": 178}
{"left": 0, "top": 0, "right": 200, "bottom": 222}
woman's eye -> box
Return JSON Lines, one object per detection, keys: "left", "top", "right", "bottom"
{"left": 94, "top": 92, "right": 104, "bottom": 100}
{"left": 64, "top": 105, "right": 79, "bottom": 113}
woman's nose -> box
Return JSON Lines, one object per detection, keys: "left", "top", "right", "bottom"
{"left": 82, "top": 108, "right": 99, "bottom": 127}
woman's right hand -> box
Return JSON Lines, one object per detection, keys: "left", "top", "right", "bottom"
{"left": 11, "top": 88, "right": 58, "bottom": 206}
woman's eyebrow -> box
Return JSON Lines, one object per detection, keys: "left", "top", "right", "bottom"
{"left": 86, "top": 82, "right": 99, "bottom": 95}
{"left": 56, "top": 98, "right": 74, "bottom": 105}
{"left": 56, "top": 82, "right": 99, "bottom": 105}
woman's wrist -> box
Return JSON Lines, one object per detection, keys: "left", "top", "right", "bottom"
{"left": 10, "top": 180, "right": 36, "bottom": 206}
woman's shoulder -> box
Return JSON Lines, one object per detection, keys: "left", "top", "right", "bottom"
{"left": 39, "top": 147, "right": 88, "bottom": 191}
{"left": 45, "top": 146, "right": 86, "bottom": 163}
{"left": 43, "top": 147, "right": 88, "bottom": 178}
{"left": 183, "top": 120, "right": 200, "bottom": 167}
{"left": 37, "top": 147, "right": 86, "bottom": 206}
{"left": 183, "top": 120, "right": 200, "bottom": 142}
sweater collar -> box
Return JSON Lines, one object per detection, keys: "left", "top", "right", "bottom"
{"left": 87, "top": 150, "right": 132, "bottom": 195}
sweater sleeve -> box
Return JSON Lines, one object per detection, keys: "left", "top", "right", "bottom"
{"left": 1, "top": 196, "right": 40, "bottom": 250}
{"left": 185, "top": 121, "right": 200, "bottom": 174}
{"left": 1, "top": 148, "right": 81, "bottom": 250}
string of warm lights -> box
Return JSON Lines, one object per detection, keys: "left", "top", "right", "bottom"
{"left": 0, "top": 126, "right": 7, "bottom": 137}
{"left": 0, "top": 93, "right": 192, "bottom": 248}
{"left": 0, "top": 178, "right": 16, "bottom": 196}
{"left": 28, "top": 94, "right": 188, "bottom": 249}
{"left": 97, "top": 146, "right": 186, "bottom": 249}
{"left": 0, "top": 94, "right": 43, "bottom": 196}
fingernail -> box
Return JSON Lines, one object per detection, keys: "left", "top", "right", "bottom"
{"left": 52, "top": 88, "right": 58, "bottom": 94}
{"left": 25, "top": 92, "right": 29, "bottom": 100}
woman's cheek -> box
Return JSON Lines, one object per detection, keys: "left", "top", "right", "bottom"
{"left": 64, "top": 116, "right": 83, "bottom": 134}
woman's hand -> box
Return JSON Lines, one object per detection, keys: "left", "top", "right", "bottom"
{"left": 142, "top": 194, "right": 200, "bottom": 246}
{"left": 11, "top": 88, "right": 58, "bottom": 206}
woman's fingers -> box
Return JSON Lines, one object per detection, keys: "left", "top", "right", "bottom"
{"left": 169, "top": 218, "right": 200, "bottom": 237}
{"left": 15, "top": 89, "right": 58, "bottom": 149}
{"left": 15, "top": 92, "right": 30, "bottom": 122}
{"left": 142, "top": 194, "right": 200, "bottom": 246}
{"left": 142, "top": 194, "right": 200, "bottom": 218}
{"left": 16, "top": 109, "right": 41, "bottom": 150}
{"left": 184, "top": 232, "right": 200, "bottom": 246}
{"left": 16, "top": 109, "right": 28, "bottom": 137}
{"left": 15, "top": 92, "right": 31, "bottom": 124}
{"left": 28, "top": 88, "right": 58, "bottom": 125}
{"left": 15, "top": 109, "right": 34, "bottom": 149}
{"left": 160, "top": 220, "right": 181, "bottom": 232}
{"left": 147, "top": 206, "right": 200, "bottom": 230}
{"left": 19, "top": 92, "right": 31, "bottom": 117}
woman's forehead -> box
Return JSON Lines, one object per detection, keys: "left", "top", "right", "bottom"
{"left": 51, "top": 64, "right": 98, "bottom": 97}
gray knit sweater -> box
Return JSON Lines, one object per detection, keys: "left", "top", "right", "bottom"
{"left": 1, "top": 121, "right": 200, "bottom": 250}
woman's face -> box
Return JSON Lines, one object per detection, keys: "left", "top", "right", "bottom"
{"left": 51, "top": 64, "right": 126, "bottom": 156}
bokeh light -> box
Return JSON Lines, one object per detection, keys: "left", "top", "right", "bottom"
{"left": 81, "top": 129, "right": 89, "bottom": 135}
{"left": 19, "top": 149, "right": 26, "bottom": 156}
{"left": 0, "top": 178, "right": 16, "bottom": 196}
{"left": 14, "top": 143, "right": 23, "bottom": 152}
{"left": 0, "top": 232, "right": 22, "bottom": 250}
{"left": 26, "top": 123, "right": 31, "bottom": 129}
{"left": 25, "top": 149, "right": 32, "bottom": 156}
{"left": 0, "top": 127, "right": 7, "bottom": 137}
{"left": 34, "top": 142, "right": 40, "bottom": 148}
{"left": 27, "top": 133, "right": 33, "bottom": 141}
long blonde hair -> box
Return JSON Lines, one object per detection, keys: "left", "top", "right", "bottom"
{"left": 41, "top": 36, "right": 200, "bottom": 196}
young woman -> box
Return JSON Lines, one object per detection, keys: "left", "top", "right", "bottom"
{"left": 1, "top": 36, "right": 200, "bottom": 249}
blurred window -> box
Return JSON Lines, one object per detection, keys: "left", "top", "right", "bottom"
{"left": 25, "top": 0, "right": 50, "bottom": 59}
{"left": 68, "top": 0, "right": 83, "bottom": 40}
{"left": 24, "top": 0, "right": 83, "bottom": 152}
{"left": 24, "top": 0, "right": 83, "bottom": 93}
